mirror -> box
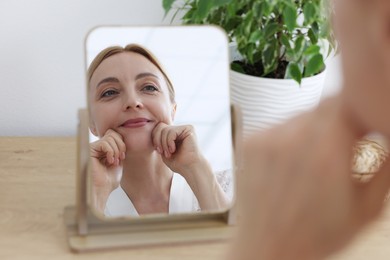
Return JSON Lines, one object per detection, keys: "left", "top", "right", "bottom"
{"left": 85, "top": 26, "right": 234, "bottom": 219}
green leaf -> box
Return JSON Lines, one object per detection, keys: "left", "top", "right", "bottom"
{"left": 283, "top": 5, "right": 297, "bottom": 32}
{"left": 320, "top": 21, "right": 331, "bottom": 38}
{"left": 308, "top": 28, "right": 318, "bottom": 44}
{"left": 311, "top": 22, "right": 319, "bottom": 35}
{"left": 249, "top": 30, "right": 262, "bottom": 43}
{"left": 208, "top": 7, "right": 223, "bottom": 24}
{"left": 285, "top": 52, "right": 293, "bottom": 62}
{"left": 231, "top": 62, "right": 245, "bottom": 73}
{"left": 227, "top": 2, "right": 237, "bottom": 18}
{"left": 262, "top": 1, "right": 272, "bottom": 17}
{"left": 196, "top": 0, "right": 213, "bottom": 21}
{"left": 183, "top": 8, "right": 197, "bottom": 24}
{"left": 303, "top": 45, "right": 320, "bottom": 56}
{"left": 262, "top": 43, "right": 277, "bottom": 74}
{"left": 294, "top": 35, "right": 305, "bottom": 58}
{"left": 264, "top": 22, "right": 279, "bottom": 39}
{"left": 253, "top": 1, "right": 263, "bottom": 18}
{"left": 224, "top": 16, "right": 241, "bottom": 32}
{"left": 297, "top": 60, "right": 305, "bottom": 74}
{"left": 285, "top": 62, "right": 302, "bottom": 84}
{"left": 280, "top": 34, "right": 291, "bottom": 49}
{"left": 303, "top": 2, "right": 316, "bottom": 25}
{"left": 304, "top": 54, "right": 324, "bottom": 77}
{"left": 163, "top": 0, "right": 175, "bottom": 14}
{"left": 244, "top": 10, "right": 254, "bottom": 35}
{"left": 253, "top": 51, "right": 262, "bottom": 63}
{"left": 214, "top": 0, "right": 232, "bottom": 6}
{"left": 246, "top": 43, "right": 255, "bottom": 64}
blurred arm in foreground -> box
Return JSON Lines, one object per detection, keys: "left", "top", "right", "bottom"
{"left": 229, "top": 1, "right": 390, "bottom": 259}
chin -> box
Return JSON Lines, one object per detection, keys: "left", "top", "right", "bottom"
{"left": 123, "top": 133, "right": 154, "bottom": 153}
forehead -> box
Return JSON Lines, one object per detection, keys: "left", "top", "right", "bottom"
{"left": 90, "top": 52, "right": 164, "bottom": 86}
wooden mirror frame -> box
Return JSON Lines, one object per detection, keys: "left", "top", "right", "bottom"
{"left": 63, "top": 103, "right": 242, "bottom": 252}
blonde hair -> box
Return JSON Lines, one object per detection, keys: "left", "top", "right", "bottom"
{"left": 87, "top": 44, "right": 175, "bottom": 103}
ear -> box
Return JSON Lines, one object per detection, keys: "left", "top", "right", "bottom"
{"left": 171, "top": 103, "right": 177, "bottom": 121}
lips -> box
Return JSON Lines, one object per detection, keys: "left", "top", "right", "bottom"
{"left": 120, "top": 118, "right": 153, "bottom": 128}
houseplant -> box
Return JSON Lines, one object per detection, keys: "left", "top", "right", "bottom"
{"left": 163, "top": 0, "right": 336, "bottom": 135}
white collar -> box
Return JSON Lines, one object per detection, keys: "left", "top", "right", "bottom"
{"left": 104, "top": 173, "right": 198, "bottom": 217}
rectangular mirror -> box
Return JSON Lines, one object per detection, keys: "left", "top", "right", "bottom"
{"left": 64, "top": 26, "right": 240, "bottom": 252}
{"left": 86, "top": 26, "right": 234, "bottom": 218}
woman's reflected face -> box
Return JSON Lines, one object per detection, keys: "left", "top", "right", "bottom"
{"left": 89, "top": 52, "right": 176, "bottom": 152}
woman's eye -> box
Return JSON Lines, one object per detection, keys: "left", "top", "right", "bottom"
{"left": 142, "top": 84, "right": 158, "bottom": 92}
{"left": 101, "top": 89, "right": 118, "bottom": 98}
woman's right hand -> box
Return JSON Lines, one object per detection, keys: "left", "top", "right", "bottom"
{"left": 90, "top": 129, "right": 126, "bottom": 213}
{"left": 335, "top": 0, "right": 390, "bottom": 137}
{"left": 230, "top": 98, "right": 390, "bottom": 260}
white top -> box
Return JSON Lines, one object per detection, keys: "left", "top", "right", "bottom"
{"left": 104, "top": 173, "right": 200, "bottom": 217}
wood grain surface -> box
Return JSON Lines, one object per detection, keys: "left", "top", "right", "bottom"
{"left": 0, "top": 137, "right": 229, "bottom": 259}
{"left": 1, "top": 137, "right": 390, "bottom": 259}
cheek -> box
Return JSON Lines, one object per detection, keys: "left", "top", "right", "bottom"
{"left": 156, "top": 104, "right": 174, "bottom": 124}
{"left": 147, "top": 96, "right": 174, "bottom": 123}
{"left": 90, "top": 104, "right": 117, "bottom": 137}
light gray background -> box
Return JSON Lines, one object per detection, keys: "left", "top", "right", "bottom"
{"left": 0, "top": 0, "right": 343, "bottom": 136}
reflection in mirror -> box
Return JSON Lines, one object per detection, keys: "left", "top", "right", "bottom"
{"left": 86, "top": 26, "right": 233, "bottom": 218}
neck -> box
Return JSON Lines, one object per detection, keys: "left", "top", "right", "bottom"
{"left": 120, "top": 150, "right": 173, "bottom": 202}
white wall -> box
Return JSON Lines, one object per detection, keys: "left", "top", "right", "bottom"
{"left": 0, "top": 0, "right": 170, "bottom": 136}
{"left": 0, "top": 0, "right": 343, "bottom": 136}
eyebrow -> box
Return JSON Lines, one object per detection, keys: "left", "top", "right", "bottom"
{"left": 95, "top": 73, "right": 160, "bottom": 89}
{"left": 96, "top": 77, "right": 119, "bottom": 89}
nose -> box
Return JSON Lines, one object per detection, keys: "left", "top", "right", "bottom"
{"left": 122, "top": 92, "right": 143, "bottom": 111}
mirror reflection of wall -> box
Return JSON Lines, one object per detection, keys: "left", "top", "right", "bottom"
{"left": 86, "top": 26, "right": 234, "bottom": 218}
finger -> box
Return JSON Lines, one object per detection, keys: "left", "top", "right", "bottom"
{"left": 107, "top": 130, "right": 126, "bottom": 160}
{"left": 151, "top": 122, "right": 165, "bottom": 154}
{"left": 161, "top": 127, "right": 171, "bottom": 158}
{"left": 166, "top": 129, "right": 177, "bottom": 154}
{"left": 103, "top": 129, "right": 121, "bottom": 161}
{"left": 165, "top": 125, "right": 193, "bottom": 155}
{"left": 104, "top": 135, "right": 121, "bottom": 163}
{"left": 95, "top": 140, "right": 115, "bottom": 165}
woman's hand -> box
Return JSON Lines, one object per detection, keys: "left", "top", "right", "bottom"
{"left": 152, "top": 122, "right": 229, "bottom": 210}
{"left": 335, "top": 0, "right": 390, "bottom": 136}
{"left": 90, "top": 129, "right": 126, "bottom": 213}
{"left": 229, "top": 97, "right": 390, "bottom": 260}
{"left": 151, "top": 122, "right": 202, "bottom": 174}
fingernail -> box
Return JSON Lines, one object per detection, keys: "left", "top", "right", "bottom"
{"left": 121, "top": 152, "right": 125, "bottom": 160}
{"left": 169, "top": 145, "right": 174, "bottom": 153}
{"left": 157, "top": 147, "right": 162, "bottom": 154}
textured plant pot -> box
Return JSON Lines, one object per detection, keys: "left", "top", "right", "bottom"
{"left": 230, "top": 69, "right": 327, "bottom": 137}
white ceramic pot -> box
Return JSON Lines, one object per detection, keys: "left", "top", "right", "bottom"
{"left": 230, "top": 69, "right": 327, "bottom": 137}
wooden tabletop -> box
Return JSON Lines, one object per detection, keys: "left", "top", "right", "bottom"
{"left": 1, "top": 137, "right": 390, "bottom": 259}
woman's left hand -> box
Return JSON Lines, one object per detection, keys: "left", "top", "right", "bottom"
{"left": 152, "top": 122, "right": 229, "bottom": 211}
{"left": 151, "top": 122, "right": 203, "bottom": 173}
